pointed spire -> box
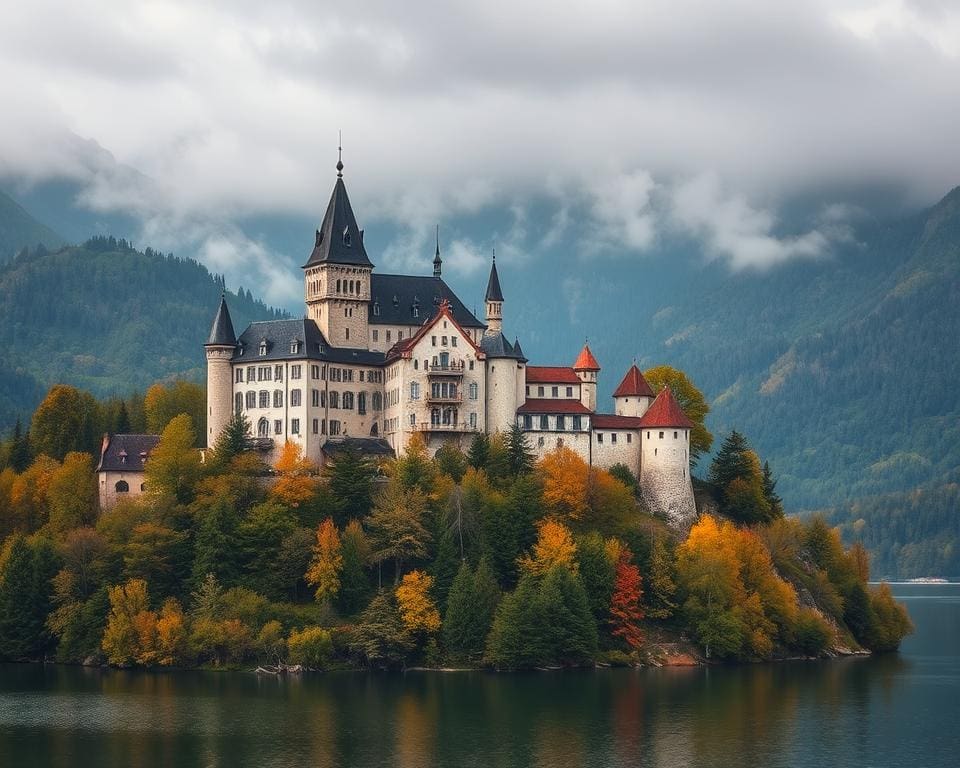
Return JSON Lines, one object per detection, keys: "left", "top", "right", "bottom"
{"left": 336, "top": 130, "right": 343, "bottom": 178}
{"left": 513, "top": 337, "right": 527, "bottom": 362}
{"left": 638, "top": 386, "right": 694, "bottom": 428}
{"left": 613, "top": 364, "right": 655, "bottom": 398}
{"left": 573, "top": 343, "right": 601, "bottom": 371}
{"left": 433, "top": 224, "right": 442, "bottom": 277}
{"left": 485, "top": 249, "right": 504, "bottom": 302}
{"left": 303, "top": 151, "right": 373, "bottom": 269}
{"left": 205, "top": 294, "right": 237, "bottom": 346}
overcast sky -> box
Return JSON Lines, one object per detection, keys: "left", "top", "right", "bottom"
{"left": 2, "top": 0, "right": 959, "bottom": 304}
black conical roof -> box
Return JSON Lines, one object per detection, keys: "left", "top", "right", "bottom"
{"left": 303, "top": 175, "right": 374, "bottom": 268}
{"left": 206, "top": 295, "right": 237, "bottom": 346}
{"left": 485, "top": 259, "right": 504, "bottom": 302}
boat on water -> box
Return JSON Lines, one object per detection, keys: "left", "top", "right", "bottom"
{"left": 906, "top": 577, "right": 950, "bottom": 584}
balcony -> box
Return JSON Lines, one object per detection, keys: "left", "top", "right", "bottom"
{"left": 426, "top": 392, "right": 462, "bottom": 404}
{"left": 428, "top": 360, "right": 465, "bottom": 375}
{"left": 418, "top": 421, "right": 477, "bottom": 433}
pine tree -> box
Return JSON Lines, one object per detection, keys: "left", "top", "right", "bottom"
{"left": 708, "top": 430, "right": 752, "bottom": 490}
{"left": 212, "top": 411, "right": 250, "bottom": 465}
{"left": 0, "top": 534, "right": 60, "bottom": 660}
{"left": 443, "top": 562, "right": 479, "bottom": 659}
{"left": 114, "top": 401, "right": 131, "bottom": 434}
{"left": 576, "top": 533, "right": 617, "bottom": 626}
{"left": 466, "top": 433, "right": 490, "bottom": 470}
{"left": 325, "top": 446, "right": 375, "bottom": 523}
{"left": 337, "top": 520, "right": 371, "bottom": 616}
{"left": 9, "top": 418, "right": 31, "bottom": 472}
{"left": 350, "top": 591, "right": 414, "bottom": 669}
{"left": 190, "top": 497, "right": 241, "bottom": 590}
{"left": 762, "top": 461, "right": 784, "bottom": 518}
{"left": 505, "top": 423, "right": 535, "bottom": 476}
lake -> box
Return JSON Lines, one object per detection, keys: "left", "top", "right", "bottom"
{"left": 1, "top": 583, "right": 957, "bottom": 767}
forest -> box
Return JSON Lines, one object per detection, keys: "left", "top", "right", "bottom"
{"left": 0, "top": 385, "right": 911, "bottom": 670}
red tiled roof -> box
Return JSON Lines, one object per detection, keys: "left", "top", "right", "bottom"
{"left": 613, "top": 365, "right": 655, "bottom": 398}
{"left": 572, "top": 344, "right": 601, "bottom": 371}
{"left": 517, "top": 398, "right": 592, "bottom": 415}
{"left": 637, "top": 387, "right": 695, "bottom": 428}
{"left": 526, "top": 366, "right": 581, "bottom": 384}
{"left": 591, "top": 414, "right": 644, "bottom": 429}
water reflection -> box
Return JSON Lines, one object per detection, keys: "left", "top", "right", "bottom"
{"left": 1, "top": 585, "right": 957, "bottom": 768}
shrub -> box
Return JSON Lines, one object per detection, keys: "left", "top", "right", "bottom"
{"left": 287, "top": 626, "right": 334, "bottom": 668}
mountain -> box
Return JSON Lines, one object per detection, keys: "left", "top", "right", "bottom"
{"left": 0, "top": 190, "right": 65, "bottom": 262}
{"left": 0, "top": 236, "right": 285, "bottom": 425}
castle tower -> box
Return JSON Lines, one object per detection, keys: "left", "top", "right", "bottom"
{"left": 613, "top": 364, "right": 655, "bottom": 417}
{"left": 204, "top": 295, "right": 237, "bottom": 449}
{"left": 484, "top": 252, "right": 504, "bottom": 335}
{"left": 638, "top": 386, "right": 697, "bottom": 529}
{"left": 573, "top": 343, "right": 600, "bottom": 412}
{"left": 303, "top": 152, "right": 373, "bottom": 349}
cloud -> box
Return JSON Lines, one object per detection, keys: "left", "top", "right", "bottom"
{"left": 3, "top": 0, "right": 960, "bottom": 284}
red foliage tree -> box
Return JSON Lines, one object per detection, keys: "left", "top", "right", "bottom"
{"left": 610, "top": 550, "right": 645, "bottom": 650}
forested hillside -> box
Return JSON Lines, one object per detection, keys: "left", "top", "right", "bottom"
{"left": 0, "top": 237, "right": 284, "bottom": 428}
{"left": 0, "top": 190, "right": 64, "bottom": 262}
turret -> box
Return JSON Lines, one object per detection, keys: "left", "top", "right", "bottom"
{"left": 573, "top": 343, "right": 600, "bottom": 412}
{"left": 638, "top": 386, "right": 697, "bottom": 529}
{"left": 613, "top": 364, "right": 655, "bottom": 417}
{"left": 204, "top": 295, "right": 237, "bottom": 449}
{"left": 484, "top": 252, "right": 504, "bottom": 334}
{"left": 433, "top": 225, "right": 442, "bottom": 278}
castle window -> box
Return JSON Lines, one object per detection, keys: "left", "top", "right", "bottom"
{"left": 246, "top": 391, "right": 256, "bottom": 409}
{"left": 674, "top": 431, "right": 678, "bottom": 439}
{"left": 469, "top": 412, "right": 477, "bottom": 429}
{"left": 259, "top": 391, "right": 269, "bottom": 408}
{"left": 235, "top": 393, "right": 243, "bottom": 413}
{"left": 539, "top": 415, "right": 549, "bottom": 430}
{"left": 115, "top": 481, "right": 129, "bottom": 493}
{"left": 627, "top": 434, "right": 632, "bottom": 443}
{"left": 235, "top": 369, "right": 243, "bottom": 383}
{"left": 259, "top": 366, "right": 272, "bottom": 381}
{"left": 312, "top": 365, "right": 319, "bottom": 379}
{"left": 342, "top": 226, "right": 351, "bottom": 246}
{"left": 330, "top": 420, "right": 340, "bottom": 436}
{"left": 373, "top": 330, "right": 379, "bottom": 342}
{"left": 140, "top": 484, "right": 146, "bottom": 492}
{"left": 312, "top": 389, "right": 320, "bottom": 407}
{"left": 469, "top": 382, "right": 478, "bottom": 400}
{"left": 274, "top": 420, "right": 282, "bottom": 435}
{"left": 611, "top": 433, "right": 617, "bottom": 444}
{"left": 275, "top": 365, "right": 283, "bottom": 381}
{"left": 313, "top": 419, "right": 319, "bottom": 434}
{"left": 398, "top": 331, "right": 403, "bottom": 340}
{"left": 291, "top": 418, "right": 300, "bottom": 434}
{"left": 442, "top": 336, "right": 448, "bottom": 346}
{"left": 552, "top": 386, "right": 558, "bottom": 397}
{"left": 256, "top": 418, "right": 268, "bottom": 437}
{"left": 414, "top": 359, "right": 419, "bottom": 370}
{"left": 329, "top": 391, "right": 339, "bottom": 409}
{"left": 290, "top": 340, "right": 300, "bottom": 355}
{"left": 659, "top": 431, "right": 664, "bottom": 439}
{"left": 523, "top": 415, "right": 532, "bottom": 429}
{"left": 469, "top": 360, "right": 474, "bottom": 370}
{"left": 410, "top": 382, "right": 420, "bottom": 400}
{"left": 358, "top": 393, "right": 366, "bottom": 415}
{"left": 337, "top": 279, "right": 342, "bottom": 292}
{"left": 346, "top": 328, "right": 350, "bottom": 341}
{"left": 321, "top": 419, "right": 327, "bottom": 435}
{"left": 372, "top": 392, "right": 382, "bottom": 411}
{"left": 556, "top": 415, "right": 565, "bottom": 431}
{"left": 647, "top": 431, "right": 650, "bottom": 439}
{"left": 343, "top": 392, "right": 354, "bottom": 410}
{"left": 432, "top": 335, "right": 437, "bottom": 346}
{"left": 374, "top": 302, "right": 381, "bottom": 316}
{"left": 655, "top": 448, "right": 658, "bottom": 456}
{"left": 291, "top": 365, "right": 302, "bottom": 380}
{"left": 273, "top": 390, "right": 283, "bottom": 408}
{"left": 387, "top": 330, "right": 392, "bottom": 342}
{"left": 566, "top": 387, "right": 573, "bottom": 397}
{"left": 259, "top": 341, "right": 267, "bottom": 356}
{"left": 247, "top": 366, "right": 256, "bottom": 382}
{"left": 572, "top": 415, "right": 582, "bottom": 431}
{"left": 538, "top": 386, "right": 544, "bottom": 397}
{"left": 409, "top": 413, "right": 416, "bottom": 427}
{"left": 452, "top": 337, "right": 458, "bottom": 347}
{"left": 597, "top": 433, "right": 603, "bottom": 444}
{"left": 526, "top": 386, "right": 530, "bottom": 396}
{"left": 291, "top": 389, "right": 301, "bottom": 407}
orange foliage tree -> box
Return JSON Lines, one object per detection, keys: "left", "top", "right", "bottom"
{"left": 609, "top": 549, "right": 645, "bottom": 650}
{"left": 395, "top": 570, "right": 441, "bottom": 634}
{"left": 519, "top": 519, "right": 578, "bottom": 575}
{"left": 271, "top": 441, "right": 318, "bottom": 508}
{"left": 305, "top": 518, "right": 343, "bottom": 603}
{"left": 539, "top": 446, "right": 589, "bottom": 520}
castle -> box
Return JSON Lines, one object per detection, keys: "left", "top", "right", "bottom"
{"left": 204, "top": 156, "right": 697, "bottom": 526}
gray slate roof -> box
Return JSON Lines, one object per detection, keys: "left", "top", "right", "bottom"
{"left": 233, "top": 318, "right": 385, "bottom": 366}
{"left": 485, "top": 259, "right": 504, "bottom": 302}
{"left": 206, "top": 295, "right": 237, "bottom": 346}
{"left": 303, "top": 176, "right": 373, "bottom": 268}
{"left": 97, "top": 434, "right": 160, "bottom": 473}
{"left": 322, "top": 437, "right": 395, "bottom": 458}
{"left": 480, "top": 331, "right": 527, "bottom": 361}
{"left": 369, "top": 274, "right": 484, "bottom": 328}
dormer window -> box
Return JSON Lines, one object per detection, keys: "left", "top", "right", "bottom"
{"left": 290, "top": 339, "right": 301, "bottom": 355}
{"left": 342, "top": 226, "right": 351, "bottom": 247}
{"left": 259, "top": 339, "right": 267, "bottom": 356}
{"left": 118, "top": 450, "right": 127, "bottom": 465}
{"left": 373, "top": 301, "right": 380, "bottom": 316}
{"left": 392, "top": 294, "right": 399, "bottom": 307}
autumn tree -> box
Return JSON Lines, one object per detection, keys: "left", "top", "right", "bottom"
{"left": 8, "top": 455, "right": 59, "bottom": 532}
{"left": 337, "top": 519, "right": 371, "bottom": 615}
{"left": 144, "top": 414, "right": 202, "bottom": 505}
{"left": 270, "top": 441, "right": 319, "bottom": 509}
{"left": 366, "top": 479, "right": 431, "bottom": 584}
{"left": 30, "top": 385, "right": 100, "bottom": 460}
{"left": 433, "top": 441, "right": 468, "bottom": 483}
{"left": 609, "top": 548, "right": 645, "bottom": 651}
{"left": 644, "top": 366, "right": 712, "bottom": 465}
{"left": 539, "top": 446, "right": 589, "bottom": 521}
{"left": 466, "top": 432, "right": 490, "bottom": 470}
{"left": 47, "top": 452, "right": 98, "bottom": 534}
{"left": 395, "top": 570, "right": 441, "bottom": 636}
{"left": 305, "top": 518, "right": 343, "bottom": 604}
{"left": 393, "top": 431, "right": 436, "bottom": 496}
{"left": 519, "top": 519, "right": 578, "bottom": 576}
{"left": 101, "top": 578, "right": 152, "bottom": 665}
{"left": 144, "top": 381, "right": 206, "bottom": 446}
{"left": 350, "top": 591, "right": 414, "bottom": 669}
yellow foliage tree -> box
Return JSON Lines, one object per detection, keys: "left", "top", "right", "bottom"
{"left": 519, "top": 519, "right": 579, "bottom": 575}
{"left": 539, "top": 446, "right": 589, "bottom": 521}
{"left": 270, "top": 441, "right": 318, "bottom": 508}
{"left": 155, "top": 598, "right": 187, "bottom": 666}
{"left": 9, "top": 455, "right": 59, "bottom": 533}
{"left": 305, "top": 518, "right": 343, "bottom": 603}
{"left": 102, "top": 578, "right": 151, "bottom": 665}
{"left": 395, "top": 570, "right": 441, "bottom": 634}
{"left": 46, "top": 452, "right": 98, "bottom": 534}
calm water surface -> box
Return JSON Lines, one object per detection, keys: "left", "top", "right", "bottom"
{"left": 1, "top": 583, "right": 957, "bottom": 768}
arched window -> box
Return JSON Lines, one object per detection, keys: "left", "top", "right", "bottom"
{"left": 357, "top": 392, "right": 366, "bottom": 415}
{"left": 342, "top": 391, "right": 354, "bottom": 410}
{"left": 115, "top": 480, "right": 129, "bottom": 493}
{"left": 372, "top": 392, "right": 383, "bottom": 411}
{"left": 257, "top": 418, "right": 269, "bottom": 437}
{"left": 469, "top": 382, "right": 478, "bottom": 400}
{"left": 140, "top": 484, "right": 146, "bottom": 492}
{"left": 329, "top": 391, "right": 339, "bottom": 409}
{"left": 235, "top": 393, "right": 243, "bottom": 413}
